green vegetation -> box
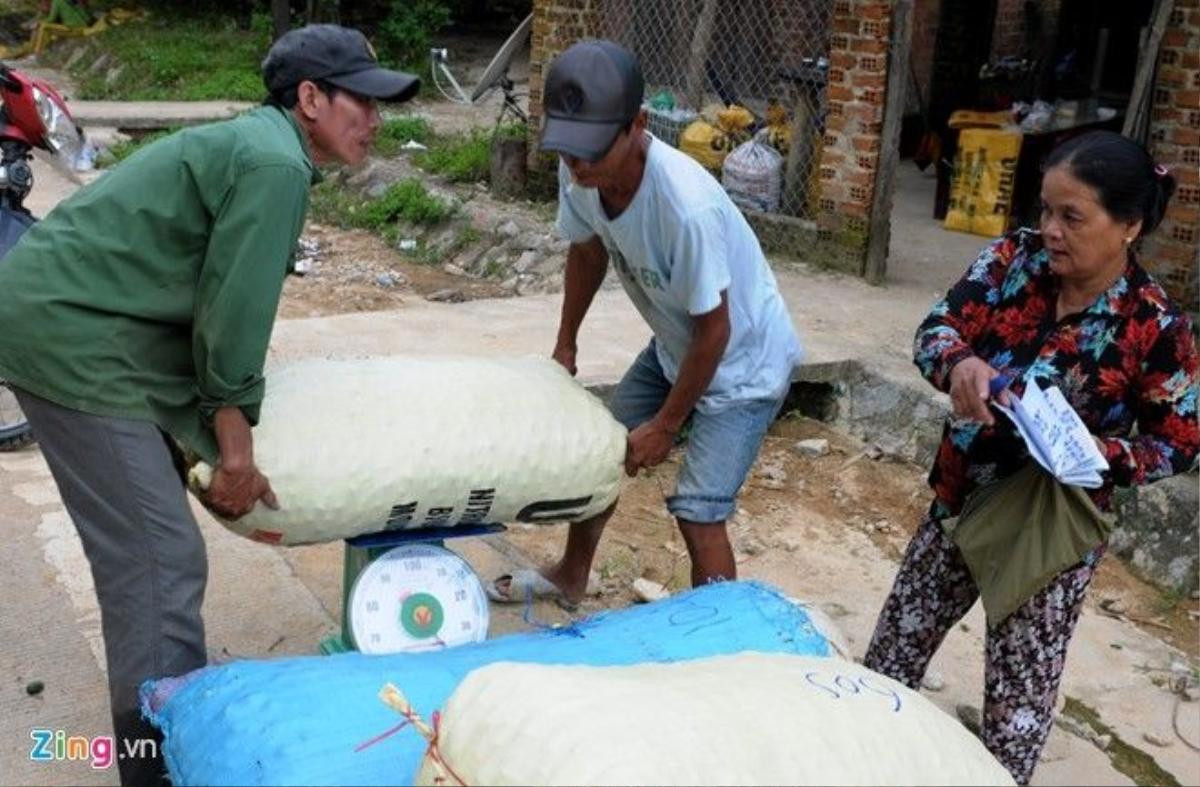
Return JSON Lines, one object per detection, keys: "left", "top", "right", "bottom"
{"left": 42, "top": 12, "right": 271, "bottom": 101}
{"left": 373, "top": 115, "right": 434, "bottom": 157}
{"left": 415, "top": 128, "right": 492, "bottom": 183}
{"left": 37, "top": 0, "right": 457, "bottom": 101}
{"left": 308, "top": 178, "right": 454, "bottom": 233}
{"left": 96, "top": 127, "right": 179, "bottom": 168}
{"left": 435, "top": 224, "right": 481, "bottom": 258}
{"left": 1061, "top": 697, "right": 1180, "bottom": 787}
{"left": 495, "top": 121, "right": 529, "bottom": 142}
{"left": 361, "top": 179, "right": 455, "bottom": 226}
{"left": 375, "top": 0, "right": 451, "bottom": 72}
{"left": 413, "top": 122, "right": 527, "bottom": 183}
{"left": 307, "top": 179, "right": 362, "bottom": 228}
{"left": 1151, "top": 586, "right": 1189, "bottom": 619}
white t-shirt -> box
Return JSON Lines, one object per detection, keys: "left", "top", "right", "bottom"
{"left": 556, "top": 135, "right": 803, "bottom": 412}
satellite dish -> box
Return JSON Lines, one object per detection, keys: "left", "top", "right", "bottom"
{"left": 430, "top": 14, "right": 530, "bottom": 124}
{"left": 470, "top": 13, "right": 531, "bottom": 102}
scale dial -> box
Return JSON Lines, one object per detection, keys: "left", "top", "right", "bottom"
{"left": 347, "top": 544, "right": 489, "bottom": 654}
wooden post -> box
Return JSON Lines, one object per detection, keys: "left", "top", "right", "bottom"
{"left": 1123, "top": 0, "right": 1174, "bottom": 141}
{"left": 490, "top": 135, "right": 528, "bottom": 199}
{"left": 782, "top": 97, "right": 814, "bottom": 217}
{"left": 864, "top": 0, "right": 913, "bottom": 284}
{"left": 684, "top": 0, "right": 719, "bottom": 110}
{"left": 271, "top": 0, "right": 290, "bottom": 39}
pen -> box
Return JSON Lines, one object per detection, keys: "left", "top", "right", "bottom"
{"left": 988, "top": 372, "right": 1013, "bottom": 400}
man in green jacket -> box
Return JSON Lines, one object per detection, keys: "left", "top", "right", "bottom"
{"left": 0, "top": 25, "right": 418, "bottom": 786}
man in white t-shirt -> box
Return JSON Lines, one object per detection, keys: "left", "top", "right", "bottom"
{"left": 488, "top": 39, "right": 802, "bottom": 607}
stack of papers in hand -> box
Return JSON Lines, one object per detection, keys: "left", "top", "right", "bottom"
{"left": 995, "top": 382, "right": 1109, "bottom": 488}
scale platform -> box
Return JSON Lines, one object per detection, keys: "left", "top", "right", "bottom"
{"left": 319, "top": 523, "right": 507, "bottom": 655}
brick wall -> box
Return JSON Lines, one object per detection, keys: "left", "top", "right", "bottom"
{"left": 528, "top": 0, "right": 601, "bottom": 165}
{"left": 909, "top": 0, "right": 940, "bottom": 109}
{"left": 990, "top": 0, "right": 1025, "bottom": 60}
{"left": 815, "top": 0, "right": 893, "bottom": 273}
{"left": 1142, "top": 0, "right": 1200, "bottom": 313}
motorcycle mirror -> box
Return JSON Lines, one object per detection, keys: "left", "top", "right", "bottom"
{"left": 0, "top": 66, "right": 22, "bottom": 93}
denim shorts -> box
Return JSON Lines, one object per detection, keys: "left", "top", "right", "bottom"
{"left": 608, "top": 341, "right": 786, "bottom": 524}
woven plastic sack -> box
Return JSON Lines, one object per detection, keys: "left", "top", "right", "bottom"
{"left": 944, "top": 127, "right": 1023, "bottom": 238}
{"left": 722, "top": 137, "right": 784, "bottom": 213}
{"left": 140, "top": 581, "right": 833, "bottom": 786}
{"left": 415, "top": 653, "right": 1014, "bottom": 786}
{"left": 187, "top": 355, "right": 626, "bottom": 545}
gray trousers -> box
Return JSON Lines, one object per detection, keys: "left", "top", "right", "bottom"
{"left": 17, "top": 389, "right": 207, "bottom": 787}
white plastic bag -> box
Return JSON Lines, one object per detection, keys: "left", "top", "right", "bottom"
{"left": 722, "top": 135, "right": 784, "bottom": 213}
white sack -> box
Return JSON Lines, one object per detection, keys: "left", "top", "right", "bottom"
{"left": 722, "top": 136, "right": 784, "bottom": 213}
{"left": 190, "top": 356, "right": 626, "bottom": 545}
{"left": 415, "top": 652, "right": 1015, "bottom": 786}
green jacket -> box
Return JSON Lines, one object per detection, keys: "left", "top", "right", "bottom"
{"left": 0, "top": 105, "right": 319, "bottom": 463}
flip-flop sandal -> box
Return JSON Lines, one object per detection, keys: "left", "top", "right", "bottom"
{"left": 485, "top": 569, "right": 600, "bottom": 612}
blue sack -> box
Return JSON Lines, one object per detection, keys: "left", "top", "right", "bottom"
{"left": 141, "top": 580, "right": 830, "bottom": 786}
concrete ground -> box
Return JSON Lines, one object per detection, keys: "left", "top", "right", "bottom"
{"left": 2, "top": 100, "right": 1197, "bottom": 786}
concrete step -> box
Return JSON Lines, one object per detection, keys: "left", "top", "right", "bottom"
{"left": 82, "top": 125, "right": 128, "bottom": 149}
{"left": 68, "top": 100, "right": 253, "bottom": 130}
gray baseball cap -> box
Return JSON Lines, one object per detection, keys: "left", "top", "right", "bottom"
{"left": 262, "top": 25, "right": 420, "bottom": 102}
{"left": 540, "top": 40, "right": 644, "bottom": 162}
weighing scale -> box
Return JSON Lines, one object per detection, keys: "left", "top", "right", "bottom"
{"left": 319, "top": 523, "right": 506, "bottom": 655}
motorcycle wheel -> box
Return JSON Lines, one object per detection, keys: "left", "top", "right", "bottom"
{"left": 0, "top": 380, "right": 34, "bottom": 451}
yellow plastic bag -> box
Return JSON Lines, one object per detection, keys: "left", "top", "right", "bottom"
{"left": 765, "top": 101, "right": 792, "bottom": 156}
{"left": 680, "top": 104, "right": 755, "bottom": 171}
{"left": 944, "top": 128, "right": 1023, "bottom": 238}
{"left": 680, "top": 120, "right": 727, "bottom": 170}
{"left": 947, "top": 109, "right": 1012, "bottom": 130}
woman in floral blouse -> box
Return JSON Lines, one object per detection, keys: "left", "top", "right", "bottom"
{"left": 863, "top": 131, "right": 1198, "bottom": 784}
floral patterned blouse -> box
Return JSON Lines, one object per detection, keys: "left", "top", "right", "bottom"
{"left": 916, "top": 228, "right": 1199, "bottom": 518}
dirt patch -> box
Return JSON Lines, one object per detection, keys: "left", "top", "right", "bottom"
{"left": 1089, "top": 559, "right": 1200, "bottom": 658}
{"left": 503, "top": 416, "right": 939, "bottom": 616}
{"left": 499, "top": 414, "right": 1200, "bottom": 660}
{"left": 277, "top": 223, "right": 511, "bottom": 319}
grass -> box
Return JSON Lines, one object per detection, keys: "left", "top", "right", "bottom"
{"left": 41, "top": 11, "right": 270, "bottom": 101}
{"left": 1151, "top": 586, "right": 1189, "bottom": 619}
{"left": 308, "top": 178, "right": 454, "bottom": 233}
{"left": 1061, "top": 697, "right": 1180, "bottom": 787}
{"left": 373, "top": 115, "right": 434, "bottom": 158}
{"left": 96, "top": 127, "right": 179, "bottom": 168}
{"left": 413, "top": 122, "right": 528, "bottom": 183}
{"left": 421, "top": 224, "right": 481, "bottom": 262}
{"left": 415, "top": 128, "right": 492, "bottom": 183}
{"left": 479, "top": 256, "right": 506, "bottom": 278}
{"left": 362, "top": 179, "right": 455, "bottom": 226}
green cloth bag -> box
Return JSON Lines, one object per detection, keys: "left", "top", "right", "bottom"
{"left": 942, "top": 463, "right": 1113, "bottom": 627}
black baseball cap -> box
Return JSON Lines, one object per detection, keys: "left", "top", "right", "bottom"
{"left": 540, "top": 39, "right": 644, "bottom": 162}
{"left": 262, "top": 24, "right": 420, "bottom": 102}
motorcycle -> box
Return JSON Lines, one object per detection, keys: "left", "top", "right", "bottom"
{"left": 0, "top": 61, "right": 90, "bottom": 450}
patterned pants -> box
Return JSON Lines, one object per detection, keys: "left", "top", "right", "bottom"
{"left": 863, "top": 517, "right": 1103, "bottom": 785}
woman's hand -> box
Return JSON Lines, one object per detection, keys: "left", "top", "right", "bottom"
{"left": 948, "top": 356, "right": 1007, "bottom": 426}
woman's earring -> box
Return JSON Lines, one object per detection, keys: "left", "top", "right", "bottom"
{"left": 1124, "top": 237, "right": 1133, "bottom": 245}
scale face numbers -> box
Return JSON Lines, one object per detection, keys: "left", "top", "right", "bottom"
{"left": 348, "top": 544, "right": 489, "bottom": 654}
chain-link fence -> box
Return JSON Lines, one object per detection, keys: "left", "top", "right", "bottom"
{"left": 592, "top": 0, "right": 835, "bottom": 230}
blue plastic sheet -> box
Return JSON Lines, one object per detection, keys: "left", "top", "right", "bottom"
{"left": 141, "top": 580, "right": 830, "bottom": 786}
